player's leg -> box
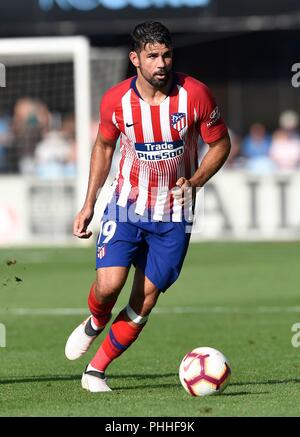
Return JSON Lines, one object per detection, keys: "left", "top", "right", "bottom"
{"left": 65, "top": 266, "right": 129, "bottom": 361}
{"left": 82, "top": 221, "right": 191, "bottom": 392}
{"left": 65, "top": 197, "right": 141, "bottom": 362}
{"left": 74, "top": 207, "right": 146, "bottom": 391}
{"left": 128, "top": 266, "right": 161, "bottom": 316}
{"left": 87, "top": 266, "right": 130, "bottom": 331}
{"left": 82, "top": 267, "right": 160, "bottom": 392}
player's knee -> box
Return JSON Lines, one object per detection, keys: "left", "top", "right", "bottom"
{"left": 95, "top": 279, "right": 122, "bottom": 302}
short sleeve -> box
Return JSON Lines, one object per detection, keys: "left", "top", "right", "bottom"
{"left": 197, "top": 85, "right": 228, "bottom": 144}
{"left": 98, "top": 90, "right": 120, "bottom": 142}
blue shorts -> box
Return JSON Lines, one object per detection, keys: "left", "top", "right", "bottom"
{"left": 95, "top": 200, "right": 192, "bottom": 292}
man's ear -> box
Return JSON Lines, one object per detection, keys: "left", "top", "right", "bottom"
{"left": 129, "top": 51, "right": 140, "bottom": 68}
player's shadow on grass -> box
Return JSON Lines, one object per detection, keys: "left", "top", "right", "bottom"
{"left": 230, "top": 378, "right": 300, "bottom": 387}
{"left": 112, "top": 372, "right": 177, "bottom": 379}
{"left": 0, "top": 375, "right": 81, "bottom": 385}
{"left": 2, "top": 374, "right": 298, "bottom": 391}
{"left": 112, "top": 382, "right": 176, "bottom": 391}
{"left": 89, "top": 374, "right": 300, "bottom": 392}
{"left": 223, "top": 391, "right": 269, "bottom": 396}
{"left": 0, "top": 372, "right": 177, "bottom": 385}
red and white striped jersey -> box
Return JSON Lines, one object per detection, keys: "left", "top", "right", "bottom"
{"left": 99, "top": 73, "right": 228, "bottom": 221}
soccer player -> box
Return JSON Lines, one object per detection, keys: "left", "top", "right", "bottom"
{"left": 65, "top": 21, "right": 231, "bottom": 392}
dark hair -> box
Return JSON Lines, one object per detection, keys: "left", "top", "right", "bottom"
{"left": 131, "top": 21, "right": 172, "bottom": 52}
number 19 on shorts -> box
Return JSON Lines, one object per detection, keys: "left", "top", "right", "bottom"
{"left": 98, "top": 220, "right": 117, "bottom": 245}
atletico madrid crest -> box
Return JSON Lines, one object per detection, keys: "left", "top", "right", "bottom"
{"left": 170, "top": 112, "right": 186, "bottom": 132}
{"left": 97, "top": 245, "right": 106, "bottom": 259}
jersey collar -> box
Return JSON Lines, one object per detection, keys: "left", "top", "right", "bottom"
{"left": 130, "top": 72, "right": 179, "bottom": 101}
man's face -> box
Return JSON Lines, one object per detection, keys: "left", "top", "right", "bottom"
{"left": 132, "top": 43, "right": 173, "bottom": 89}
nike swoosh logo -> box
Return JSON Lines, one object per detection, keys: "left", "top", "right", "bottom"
{"left": 126, "top": 122, "right": 136, "bottom": 128}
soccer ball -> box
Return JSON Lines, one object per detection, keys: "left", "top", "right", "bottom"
{"left": 179, "top": 347, "right": 231, "bottom": 397}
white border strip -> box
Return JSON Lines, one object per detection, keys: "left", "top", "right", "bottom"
{"left": 0, "top": 306, "right": 300, "bottom": 316}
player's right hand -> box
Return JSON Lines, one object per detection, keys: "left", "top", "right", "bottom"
{"left": 73, "top": 207, "right": 94, "bottom": 239}
{"left": 172, "top": 177, "right": 193, "bottom": 206}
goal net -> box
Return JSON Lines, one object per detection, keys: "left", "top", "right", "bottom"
{"left": 0, "top": 37, "right": 127, "bottom": 245}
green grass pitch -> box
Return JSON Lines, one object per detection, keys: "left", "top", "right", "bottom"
{"left": 0, "top": 242, "right": 300, "bottom": 417}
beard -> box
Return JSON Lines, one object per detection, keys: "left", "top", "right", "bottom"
{"left": 140, "top": 67, "right": 171, "bottom": 90}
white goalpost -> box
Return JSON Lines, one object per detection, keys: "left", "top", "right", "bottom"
{"left": 0, "top": 37, "right": 127, "bottom": 246}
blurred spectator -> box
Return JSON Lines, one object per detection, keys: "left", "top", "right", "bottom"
{"left": 241, "top": 123, "right": 271, "bottom": 157}
{"left": 61, "top": 113, "right": 76, "bottom": 143}
{"left": 241, "top": 123, "right": 274, "bottom": 172}
{"left": 61, "top": 114, "right": 77, "bottom": 177}
{"left": 12, "top": 97, "right": 50, "bottom": 174}
{"left": 225, "top": 128, "right": 244, "bottom": 168}
{"left": 269, "top": 110, "right": 300, "bottom": 170}
{"left": 270, "top": 130, "right": 300, "bottom": 170}
{"left": 35, "top": 131, "right": 75, "bottom": 179}
{"left": 34, "top": 114, "right": 76, "bottom": 179}
{"left": 0, "top": 109, "right": 12, "bottom": 172}
{"left": 278, "top": 109, "right": 299, "bottom": 134}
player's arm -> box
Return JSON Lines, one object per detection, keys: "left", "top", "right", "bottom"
{"left": 73, "top": 129, "right": 117, "bottom": 239}
{"left": 176, "top": 83, "right": 230, "bottom": 195}
{"left": 175, "top": 133, "right": 230, "bottom": 200}
{"left": 189, "top": 133, "right": 231, "bottom": 187}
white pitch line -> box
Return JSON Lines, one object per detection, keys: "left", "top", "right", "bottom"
{"left": 0, "top": 306, "right": 300, "bottom": 316}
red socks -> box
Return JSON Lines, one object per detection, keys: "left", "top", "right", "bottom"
{"left": 87, "top": 283, "right": 148, "bottom": 373}
{"left": 90, "top": 309, "right": 146, "bottom": 372}
{"left": 88, "top": 283, "right": 117, "bottom": 329}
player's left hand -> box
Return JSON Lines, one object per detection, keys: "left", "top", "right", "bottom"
{"left": 173, "top": 177, "right": 193, "bottom": 206}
